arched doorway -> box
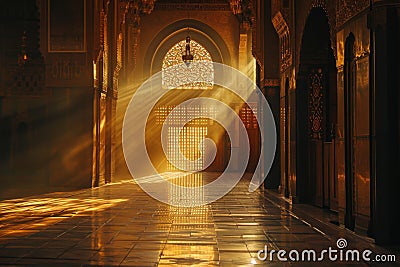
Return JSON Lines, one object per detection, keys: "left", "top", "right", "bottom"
{"left": 297, "top": 8, "right": 337, "bottom": 208}
{"left": 146, "top": 36, "right": 230, "bottom": 173}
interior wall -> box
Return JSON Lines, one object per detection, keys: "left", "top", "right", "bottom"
{"left": 336, "top": 14, "right": 371, "bottom": 233}
{"left": 0, "top": 0, "right": 95, "bottom": 195}
{"left": 42, "top": 0, "right": 95, "bottom": 188}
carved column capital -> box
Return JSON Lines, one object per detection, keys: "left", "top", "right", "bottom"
{"left": 122, "top": 0, "right": 156, "bottom": 28}
{"left": 230, "top": 0, "right": 255, "bottom": 25}
{"left": 230, "top": 0, "right": 242, "bottom": 15}
{"left": 140, "top": 0, "right": 155, "bottom": 14}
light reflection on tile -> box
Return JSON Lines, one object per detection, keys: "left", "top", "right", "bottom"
{"left": 0, "top": 172, "right": 396, "bottom": 266}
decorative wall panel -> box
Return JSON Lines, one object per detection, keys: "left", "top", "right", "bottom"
{"left": 308, "top": 69, "right": 325, "bottom": 140}
{"left": 48, "top": 0, "right": 86, "bottom": 52}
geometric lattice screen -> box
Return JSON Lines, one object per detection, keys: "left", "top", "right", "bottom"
{"left": 162, "top": 39, "right": 213, "bottom": 90}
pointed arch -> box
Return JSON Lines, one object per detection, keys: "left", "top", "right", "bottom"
{"left": 143, "top": 19, "right": 231, "bottom": 77}
{"left": 296, "top": 7, "right": 338, "bottom": 208}
{"left": 162, "top": 39, "right": 214, "bottom": 90}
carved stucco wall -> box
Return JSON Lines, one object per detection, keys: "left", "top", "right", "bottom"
{"left": 295, "top": 0, "right": 370, "bottom": 72}
{"left": 271, "top": 0, "right": 337, "bottom": 76}
{"left": 336, "top": 0, "right": 370, "bottom": 29}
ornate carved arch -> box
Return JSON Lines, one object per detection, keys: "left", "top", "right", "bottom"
{"left": 143, "top": 19, "right": 231, "bottom": 77}
{"left": 272, "top": 11, "right": 292, "bottom": 73}
{"left": 296, "top": 0, "right": 337, "bottom": 66}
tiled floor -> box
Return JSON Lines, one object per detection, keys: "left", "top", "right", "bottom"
{"left": 0, "top": 172, "right": 398, "bottom": 266}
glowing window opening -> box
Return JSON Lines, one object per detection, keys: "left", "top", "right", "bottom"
{"left": 162, "top": 39, "right": 214, "bottom": 90}
{"left": 167, "top": 126, "right": 208, "bottom": 171}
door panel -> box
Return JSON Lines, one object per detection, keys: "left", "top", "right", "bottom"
{"left": 307, "top": 68, "right": 325, "bottom": 207}
{"left": 309, "top": 140, "right": 323, "bottom": 207}
{"left": 323, "top": 142, "right": 335, "bottom": 208}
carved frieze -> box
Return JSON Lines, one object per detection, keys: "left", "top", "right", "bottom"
{"left": 336, "top": 0, "right": 369, "bottom": 28}
{"left": 121, "top": 0, "right": 155, "bottom": 13}
{"left": 45, "top": 53, "right": 90, "bottom": 87}
{"left": 265, "top": 79, "right": 280, "bottom": 87}
{"left": 49, "top": 60, "right": 85, "bottom": 81}
{"left": 156, "top": 1, "right": 230, "bottom": 11}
